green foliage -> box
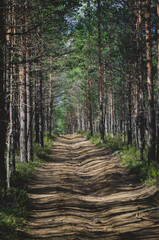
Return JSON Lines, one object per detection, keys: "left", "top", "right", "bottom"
{"left": 145, "top": 163, "right": 159, "bottom": 186}
{"left": 77, "top": 130, "right": 95, "bottom": 141}
{"left": 82, "top": 131, "right": 159, "bottom": 187}
{"left": 104, "top": 134, "right": 126, "bottom": 152}
{"left": 0, "top": 212, "right": 22, "bottom": 240}
{"left": 33, "top": 132, "right": 57, "bottom": 159}
{"left": 121, "top": 147, "right": 147, "bottom": 180}
{"left": 0, "top": 156, "right": 42, "bottom": 239}
{"left": 12, "top": 162, "right": 39, "bottom": 190}
{"left": 121, "top": 149, "right": 159, "bottom": 187}
{"left": 0, "top": 170, "right": 31, "bottom": 239}
{"left": 89, "top": 132, "right": 101, "bottom": 145}
{"left": 77, "top": 130, "right": 88, "bottom": 136}
{"left": 0, "top": 133, "right": 57, "bottom": 240}
{"left": 54, "top": 105, "right": 67, "bottom": 134}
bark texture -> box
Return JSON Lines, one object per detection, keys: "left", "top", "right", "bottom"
{"left": 97, "top": 0, "right": 105, "bottom": 142}
{"left": 145, "top": 0, "right": 156, "bottom": 163}
{"left": 0, "top": 0, "right": 7, "bottom": 182}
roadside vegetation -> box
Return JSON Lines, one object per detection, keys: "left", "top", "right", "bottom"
{"left": 78, "top": 131, "right": 159, "bottom": 189}
{"left": 0, "top": 133, "right": 57, "bottom": 240}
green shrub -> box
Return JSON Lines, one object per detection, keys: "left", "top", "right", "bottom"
{"left": 0, "top": 186, "right": 29, "bottom": 240}
{"left": 104, "top": 134, "right": 125, "bottom": 152}
{"left": 0, "top": 132, "right": 57, "bottom": 240}
{"left": 77, "top": 130, "right": 88, "bottom": 136}
{"left": 120, "top": 146, "right": 146, "bottom": 179}
{"left": 145, "top": 162, "right": 159, "bottom": 186}
{"left": 33, "top": 133, "right": 57, "bottom": 159}
{"left": 83, "top": 131, "right": 159, "bottom": 187}
{"left": 89, "top": 132, "right": 101, "bottom": 145}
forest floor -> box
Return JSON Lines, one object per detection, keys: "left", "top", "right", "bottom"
{"left": 22, "top": 134, "right": 159, "bottom": 240}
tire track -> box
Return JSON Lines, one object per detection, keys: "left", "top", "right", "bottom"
{"left": 25, "top": 134, "right": 159, "bottom": 240}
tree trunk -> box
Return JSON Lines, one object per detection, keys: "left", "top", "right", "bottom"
{"left": 87, "top": 0, "right": 93, "bottom": 136}
{"left": 137, "top": 0, "right": 145, "bottom": 160}
{"left": 49, "top": 71, "right": 53, "bottom": 137}
{"left": 7, "top": 1, "right": 15, "bottom": 188}
{"left": 88, "top": 31, "right": 93, "bottom": 136}
{"left": 127, "top": 63, "right": 132, "bottom": 145}
{"left": 35, "top": 71, "right": 40, "bottom": 143}
{"left": 0, "top": 0, "right": 6, "bottom": 183}
{"left": 39, "top": 70, "right": 44, "bottom": 147}
{"left": 25, "top": 1, "right": 33, "bottom": 162}
{"left": 19, "top": 3, "right": 28, "bottom": 163}
{"left": 19, "top": 60, "right": 27, "bottom": 163}
{"left": 145, "top": 0, "right": 156, "bottom": 164}
{"left": 26, "top": 50, "right": 33, "bottom": 162}
{"left": 97, "top": 0, "right": 105, "bottom": 142}
{"left": 103, "top": 60, "right": 107, "bottom": 134}
{"left": 109, "top": 60, "right": 114, "bottom": 137}
{"left": 156, "top": 0, "right": 159, "bottom": 163}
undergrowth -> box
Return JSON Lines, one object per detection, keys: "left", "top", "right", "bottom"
{"left": 33, "top": 132, "right": 57, "bottom": 160}
{"left": 78, "top": 131, "right": 159, "bottom": 188}
{"left": 0, "top": 133, "right": 57, "bottom": 240}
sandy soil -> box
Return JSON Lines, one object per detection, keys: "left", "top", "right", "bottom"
{"left": 23, "top": 134, "right": 159, "bottom": 239}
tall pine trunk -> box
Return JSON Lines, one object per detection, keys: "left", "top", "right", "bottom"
{"left": 109, "top": 60, "right": 114, "bottom": 137}
{"left": 6, "top": 1, "right": 16, "bottom": 187}
{"left": 127, "top": 63, "right": 132, "bottom": 145}
{"left": 97, "top": 0, "right": 105, "bottom": 142}
{"left": 39, "top": 70, "right": 44, "bottom": 147}
{"left": 87, "top": 0, "right": 93, "bottom": 136}
{"left": 19, "top": 15, "right": 27, "bottom": 163}
{"left": 35, "top": 71, "right": 40, "bottom": 143}
{"left": 19, "top": 60, "right": 27, "bottom": 163}
{"left": 145, "top": 0, "right": 156, "bottom": 163}
{"left": 88, "top": 31, "right": 93, "bottom": 136}
{"left": 49, "top": 60, "right": 53, "bottom": 137}
{"left": 103, "top": 60, "right": 107, "bottom": 134}
{"left": 0, "top": 0, "right": 6, "bottom": 183}
{"left": 137, "top": 0, "right": 145, "bottom": 160}
{"left": 156, "top": 0, "right": 159, "bottom": 162}
{"left": 26, "top": 50, "right": 33, "bottom": 162}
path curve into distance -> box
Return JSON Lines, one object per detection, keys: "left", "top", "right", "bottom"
{"left": 25, "top": 134, "right": 159, "bottom": 240}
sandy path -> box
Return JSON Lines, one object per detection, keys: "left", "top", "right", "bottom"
{"left": 25, "top": 134, "right": 159, "bottom": 239}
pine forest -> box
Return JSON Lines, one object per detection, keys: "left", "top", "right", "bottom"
{"left": 0, "top": 0, "right": 159, "bottom": 239}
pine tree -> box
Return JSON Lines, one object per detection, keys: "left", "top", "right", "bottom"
{"left": 0, "top": 0, "right": 6, "bottom": 183}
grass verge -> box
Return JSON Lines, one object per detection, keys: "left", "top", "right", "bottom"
{"left": 0, "top": 133, "right": 57, "bottom": 240}
{"left": 78, "top": 131, "right": 159, "bottom": 188}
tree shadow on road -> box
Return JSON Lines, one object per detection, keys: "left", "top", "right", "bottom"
{"left": 22, "top": 134, "right": 159, "bottom": 240}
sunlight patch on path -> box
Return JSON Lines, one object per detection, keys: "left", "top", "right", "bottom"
{"left": 25, "top": 134, "right": 159, "bottom": 240}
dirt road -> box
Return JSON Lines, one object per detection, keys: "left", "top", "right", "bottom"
{"left": 26, "top": 134, "right": 159, "bottom": 239}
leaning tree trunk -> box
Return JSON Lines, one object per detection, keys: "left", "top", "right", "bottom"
{"left": 97, "top": 0, "right": 105, "bottom": 142}
{"left": 145, "top": 0, "right": 156, "bottom": 164}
